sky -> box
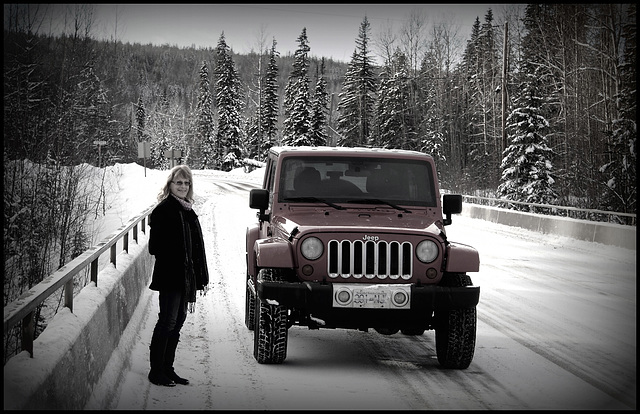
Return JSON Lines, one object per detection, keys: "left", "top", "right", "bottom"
{"left": 3, "top": 161, "right": 636, "bottom": 409}
{"left": 18, "top": 3, "right": 507, "bottom": 63}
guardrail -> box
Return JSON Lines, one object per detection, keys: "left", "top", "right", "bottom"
{"left": 461, "top": 195, "right": 636, "bottom": 226}
{"left": 3, "top": 204, "right": 156, "bottom": 359}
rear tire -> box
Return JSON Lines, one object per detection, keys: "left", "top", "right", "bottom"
{"left": 434, "top": 273, "right": 476, "bottom": 369}
{"left": 253, "top": 268, "right": 289, "bottom": 364}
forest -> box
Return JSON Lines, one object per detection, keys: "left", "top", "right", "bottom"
{"left": 2, "top": 4, "right": 636, "bottom": 361}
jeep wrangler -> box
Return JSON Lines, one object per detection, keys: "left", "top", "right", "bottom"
{"left": 245, "top": 146, "right": 480, "bottom": 369}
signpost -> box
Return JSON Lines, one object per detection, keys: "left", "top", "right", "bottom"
{"left": 93, "top": 140, "right": 107, "bottom": 168}
{"left": 138, "top": 141, "right": 150, "bottom": 177}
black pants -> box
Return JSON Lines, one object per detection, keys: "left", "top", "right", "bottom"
{"left": 153, "top": 290, "right": 188, "bottom": 338}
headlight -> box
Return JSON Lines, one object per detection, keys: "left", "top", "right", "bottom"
{"left": 416, "top": 240, "right": 438, "bottom": 263}
{"left": 301, "top": 237, "right": 324, "bottom": 260}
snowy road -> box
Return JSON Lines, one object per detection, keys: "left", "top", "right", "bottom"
{"left": 104, "top": 172, "right": 636, "bottom": 410}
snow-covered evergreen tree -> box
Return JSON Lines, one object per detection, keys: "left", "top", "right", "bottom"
{"left": 195, "top": 61, "right": 216, "bottom": 169}
{"left": 463, "top": 10, "right": 502, "bottom": 189}
{"left": 214, "top": 32, "right": 244, "bottom": 171}
{"left": 259, "top": 38, "right": 280, "bottom": 157}
{"left": 373, "top": 50, "right": 416, "bottom": 150}
{"left": 417, "top": 46, "right": 445, "bottom": 165}
{"left": 245, "top": 38, "right": 279, "bottom": 162}
{"left": 148, "top": 89, "right": 170, "bottom": 169}
{"left": 282, "top": 28, "right": 312, "bottom": 146}
{"left": 336, "top": 49, "right": 361, "bottom": 147}
{"left": 498, "top": 66, "right": 557, "bottom": 211}
{"left": 309, "top": 58, "right": 329, "bottom": 146}
{"left": 598, "top": 3, "right": 636, "bottom": 217}
{"left": 337, "top": 16, "right": 377, "bottom": 147}
{"left": 135, "top": 95, "right": 146, "bottom": 143}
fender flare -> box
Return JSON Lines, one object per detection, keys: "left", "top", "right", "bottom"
{"left": 246, "top": 225, "right": 260, "bottom": 277}
{"left": 445, "top": 242, "right": 480, "bottom": 273}
{"left": 254, "top": 238, "right": 294, "bottom": 269}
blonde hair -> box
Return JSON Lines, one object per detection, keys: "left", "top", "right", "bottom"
{"left": 157, "top": 164, "right": 194, "bottom": 202}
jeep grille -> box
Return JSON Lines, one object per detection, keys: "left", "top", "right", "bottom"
{"left": 327, "top": 240, "right": 413, "bottom": 280}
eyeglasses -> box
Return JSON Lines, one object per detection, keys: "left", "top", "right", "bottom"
{"left": 172, "top": 180, "right": 191, "bottom": 186}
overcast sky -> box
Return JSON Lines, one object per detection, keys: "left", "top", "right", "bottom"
{"left": 12, "top": 3, "right": 507, "bottom": 63}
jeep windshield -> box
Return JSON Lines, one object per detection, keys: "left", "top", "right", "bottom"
{"left": 278, "top": 156, "right": 437, "bottom": 207}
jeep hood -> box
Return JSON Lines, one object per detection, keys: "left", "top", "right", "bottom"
{"left": 272, "top": 209, "right": 444, "bottom": 239}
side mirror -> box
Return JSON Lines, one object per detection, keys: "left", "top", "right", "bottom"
{"left": 442, "top": 194, "right": 462, "bottom": 226}
{"left": 249, "top": 189, "right": 270, "bottom": 221}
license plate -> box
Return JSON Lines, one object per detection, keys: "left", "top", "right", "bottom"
{"left": 332, "top": 284, "right": 411, "bottom": 309}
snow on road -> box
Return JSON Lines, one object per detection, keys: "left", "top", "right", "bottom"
{"left": 96, "top": 166, "right": 635, "bottom": 410}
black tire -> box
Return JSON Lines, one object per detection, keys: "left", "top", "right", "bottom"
{"left": 434, "top": 273, "right": 476, "bottom": 369}
{"left": 245, "top": 273, "right": 256, "bottom": 330}
{"left": 253, "top": 268, "right": 289, "bottom": 364}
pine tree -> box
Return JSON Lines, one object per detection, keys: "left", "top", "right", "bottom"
{"left": 135, "top": 95, "right": 146, "bottom": 144}
{"left": 498, "top": 66, "right": 557, "bottom": 211}
{"left": 373, "top": 50, "right": 416, "bottom": 150}
{"left": 309, "top": 58, "right": 329, "bottom": 146}
{"left": 258, "top": 38, "right": 280, "bottom": 158}
{"left": 417, "top": 52, "right": 445, "bottom": 165}
{"left": 337, "top": 16, "right": 377, "bottom": 147}
{"left": 598, "top": 3, "right": 636, "bottom": 217}
{"left": 282, "top": 28, "right": 312, "bottom": 146}
{"left": 464, "top": 10, "right": 502, "bottom": 189}
{"left": 214, "top": 32, "right": 244, "bottom": 171}
{"left": 195, "top": 61, "right": 216, "bottom": 169}
{"left": 336, "top": 49, "right": 362, "bottom": 147}
{"left": 245, "top": 39, "right": 277, "bottom": 162}
{"left": 148, "top": 89, "right": 171, "bottom": 169}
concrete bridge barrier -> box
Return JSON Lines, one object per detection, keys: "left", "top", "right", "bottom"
{"left": 3, "top": 235, "right": 153, "bottom": 410}
{"left": 461, "top": 203, "right": 636, "bottom": 250}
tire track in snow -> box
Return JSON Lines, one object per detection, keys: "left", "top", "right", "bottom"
{"left": 198, "top": 184, "right": 270, "bottom": 409}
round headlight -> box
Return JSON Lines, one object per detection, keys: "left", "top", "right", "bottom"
{"left": 416, "top": 240, "right": 438, "bottom": 263}
{"left": 301, "top": 237, "right": 324, "bottom": 260}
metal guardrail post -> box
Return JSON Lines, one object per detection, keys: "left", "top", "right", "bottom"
{"left": 22, "top": 311, "right": 34, "bottom": 358}
{"left": 91, "top": 259, "right": 98, "bottom": 286}
{"left": 110, "top": 244, "right": 117, "bottom": 266}
{"left": 65, "top": 279, "right": 74, "bottom": 313}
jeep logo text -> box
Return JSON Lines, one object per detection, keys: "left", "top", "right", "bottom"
{"left": 363, "top": 235, "right": 380, "bottom": 242}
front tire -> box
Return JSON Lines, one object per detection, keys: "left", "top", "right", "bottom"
{"left": 253, "top": 268, "right": 289, "bottom": 364}
{"left": 434, "top": 273, "right": 476, "bottom": 369}
{"left": 244, "top": 273, "right": 256, "bottom": 330}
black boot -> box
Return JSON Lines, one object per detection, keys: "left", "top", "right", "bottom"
{"left": 164, "top": 333, "right": 189, "bottom": 385}
{"left": 149, "top": 332, "right": 176, "bottom": 387}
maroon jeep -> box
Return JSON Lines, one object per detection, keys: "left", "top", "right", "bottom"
{"left": 246, "top": 146, "right": 480, "bottom": 368}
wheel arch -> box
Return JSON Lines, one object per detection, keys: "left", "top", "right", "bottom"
{"left": 255, "top": 238, "right": 295, "bottom": 269}
{"left": 445, "top": 242, "right": 480, "bottom": 273}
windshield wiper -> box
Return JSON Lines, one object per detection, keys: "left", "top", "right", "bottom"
{"left": 346, "top": 198, "right": 412, "bottom": 213}
{"left": 283, "top": 196, "right": 346, "bottom": 210}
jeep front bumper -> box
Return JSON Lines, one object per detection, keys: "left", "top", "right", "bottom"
{"left": 256, "top": 280, "right": 479, "bottom": 311}
{"left": 254, "top": 280, "right": 479, "bottom": 330}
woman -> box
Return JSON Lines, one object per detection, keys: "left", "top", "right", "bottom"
{"left": 147, "top": 165, "right": 209, "bottom": 387}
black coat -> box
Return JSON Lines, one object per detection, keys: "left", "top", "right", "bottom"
{"left": 148, "top": 195, "right": 209, "bottom": 292}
